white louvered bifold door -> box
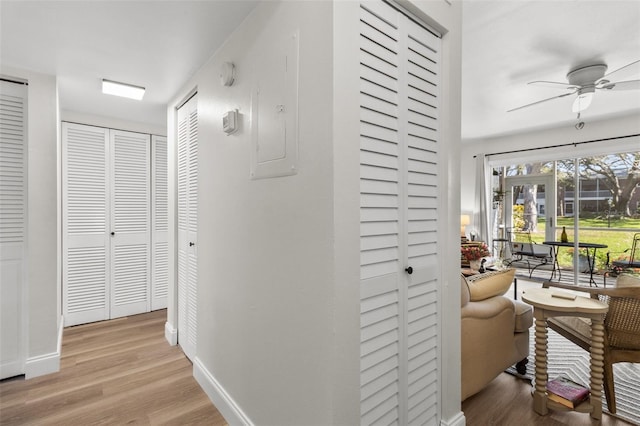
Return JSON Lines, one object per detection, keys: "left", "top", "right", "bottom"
{"left": 177, "top": 94, "right": 198, "bottom": 360}
{"left": 109, "top": 130, "right": 151, "bottom": 319}
{"left": 0, "top": 80, "right": 27, "bottom": 379}
{"left": 63, "top": 123, "right": 110, "bottom": 326}
{"left": 359, "top": 2, "right": 441, "bottom": 424}
{"left": 151, "top": 135, "right": 168, "bottom": 310}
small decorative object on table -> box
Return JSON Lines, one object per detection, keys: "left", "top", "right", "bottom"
{"left": 461, "top": 242, "right": 490, "bottom": 271}
{"left": 479, "top": 258, "right": 487, "bottom": 273}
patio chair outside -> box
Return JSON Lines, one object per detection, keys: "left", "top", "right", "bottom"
{"left": 505, "top": 228, "right": 553, "bottom": 278}
{"left": 607, "top": 233, "right": 640, "bottom": 277}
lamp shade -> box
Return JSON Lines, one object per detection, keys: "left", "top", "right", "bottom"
{"left": 460, "top": 214, "right": 470, "bottom": 237}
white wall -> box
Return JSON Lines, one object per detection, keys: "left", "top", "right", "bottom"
{"left": 461, "top": 113, "right": 640, "bottom": 222}
{"left": 168, "top": 2, "right": 334, "bottom": 424}
{"left": 331, "top": 2, "right": 361, "bottom": 423}
{"left": 168, "top": 1, "right": 462, "bottom": 424}
{"left": 1, "top": 66, "right": 61, "bottom": 377}
{"left": 60, "top": 110, "right": 166, "bottom": 137}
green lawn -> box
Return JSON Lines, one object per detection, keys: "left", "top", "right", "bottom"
{"left": 518, "top": 217, "right": 640, "bottom": 271}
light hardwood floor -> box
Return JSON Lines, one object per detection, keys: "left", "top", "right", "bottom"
{"left": 2, "top": 307, "right": 634, "bottom": 425}
{"left": 462, "top": 372, "right": 634, "bottom": 425}
{"left": 0, "top": 309, "right": 226, "bottom": 425}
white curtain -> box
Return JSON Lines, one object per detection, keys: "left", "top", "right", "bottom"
{"left": 474, "top": 154, "right": 491, "bottom": 244}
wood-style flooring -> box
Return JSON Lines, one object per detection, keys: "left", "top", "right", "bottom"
{"left": 462, "top": 372, "right": 634, "bottom": 426}
{"left": 2, "top": 308, "right": 634, "bottom": 425}
{"left": 0, "top": 309, "right": 226, "bottom": 425}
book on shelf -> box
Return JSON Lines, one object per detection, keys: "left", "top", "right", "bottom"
{"left": 546, "top": 376, "right": 590, "bottom": 408}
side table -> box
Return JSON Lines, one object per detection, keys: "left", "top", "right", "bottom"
{"left": 521, "top": 287, "right": 608, "bottom": 420}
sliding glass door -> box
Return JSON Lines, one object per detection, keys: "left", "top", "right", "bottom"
{"left": 504, "top": 174, "right": 555, "bottom": 244}
{"left": 492, "top": 150, "right": 639, "bottom": 286}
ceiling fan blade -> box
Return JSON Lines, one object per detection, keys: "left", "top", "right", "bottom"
{"left": 528, "top": 80, "right": 577, "bottom": 90}
{"left": 507, "top": 91, "right": 576, "bottom": 113}
{"left": 598, "top": 79, "right": 640, "bottom": 91}
{"left": 601, "top": 59, "right": 640, "bottom": 81}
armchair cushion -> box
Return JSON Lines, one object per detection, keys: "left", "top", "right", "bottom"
{"left": 465, "top": 268, "right": 516, "bottom": 301}
{"left": 514, "top": 300, "right": 534, "bottom": 332}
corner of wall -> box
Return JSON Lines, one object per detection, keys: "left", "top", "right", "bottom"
{"left": 193, "top": 357, "right": 254, "bottom": 426}
{"left": 440, "top": 411, "right": 466, "bottom": 426}
{"left": 164, "top": 321, "right": 177, "bottom": 346}
{"left": 25, "top": 316, "right": 63, "bottom": 379}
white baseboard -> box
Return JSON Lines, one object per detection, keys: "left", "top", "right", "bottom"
{"left": 440, "top": 411, "right": 466, "bottom": 426}
{"left": 193, "top": 357, "right": 253, "bottom": 426}
{"left": 164, "top": 321, "right": 177, "bottom": 346}
{"left": 25, "top": 316, "right": 63, "bottom": 379}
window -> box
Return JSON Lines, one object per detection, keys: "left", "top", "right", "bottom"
{"left": 491, "top": 149, "right": 640, "bottom": 285}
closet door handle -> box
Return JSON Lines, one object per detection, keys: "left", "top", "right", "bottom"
{"left": 110, "top": 232, "right": 115, "bottom": 236}
{"left": 189, "top": 242, "right": 195, "bottom": 247}
{"left": 405, "top": 266, "right": 413, "bottom": 275}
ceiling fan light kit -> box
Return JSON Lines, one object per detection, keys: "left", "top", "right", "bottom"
{"left": 508, "top": 59, "right": 640, "bottom": 115}
{"left": 572, "top": 88, "right": 594, "bottom": 113}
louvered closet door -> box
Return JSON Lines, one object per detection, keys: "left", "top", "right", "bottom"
{"left": 0, "top": 80, "right": 27, "bottom": 379}
{"left": 151, "top": 135, "right": 168, "bottom": 310}
{"left": 177, "top": 95, "right": 198, "bottom": 360}
{"left": 359, "top": 2, "right": 441, "bottom": 424}
{"left": 63, "top": 123, "right": 110, "bottom": 326}
{"left": 110, "top": 130, "right": 151, "bottom": 318}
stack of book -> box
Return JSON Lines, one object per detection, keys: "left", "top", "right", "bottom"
{"left": 546, "top": 376, "right": 590, "bottom": 408}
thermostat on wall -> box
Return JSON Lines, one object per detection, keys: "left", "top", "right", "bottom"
{"left": 223, "top": 110, "right": 238, "bottom": 135}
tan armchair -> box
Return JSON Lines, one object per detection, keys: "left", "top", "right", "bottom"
{"left": 461, "top": 268, "right": 533, "bottom": 400}
{"left": 543, "top": 274, "right": 640, "bottom": 413}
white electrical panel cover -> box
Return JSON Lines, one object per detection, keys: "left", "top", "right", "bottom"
{"left": 250, "top": 30, "right": 299, "bottom": 179}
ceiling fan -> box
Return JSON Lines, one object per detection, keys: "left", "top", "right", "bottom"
{"left": 508, "top": 59, "right": 640, "bottom": 116}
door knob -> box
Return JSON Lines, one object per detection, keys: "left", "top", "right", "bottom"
{"left": 110, "top": 232, "right": 115, "bottom": 236}
{"left": 405, "top": 266, "right": 413, "bottom": 275}
{"left": 189, "top": 242, "right": 195, "bottom": 247}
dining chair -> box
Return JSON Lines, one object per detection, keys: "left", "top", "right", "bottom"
{"left": 542, "top": 277, "right": 640, "bottom": 414}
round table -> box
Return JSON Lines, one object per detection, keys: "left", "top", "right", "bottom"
{"left": 521, "top": 287, "right": 608, "bottom": 419}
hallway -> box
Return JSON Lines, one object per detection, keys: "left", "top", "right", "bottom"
{"left": 0, "top": 310, "right": 225, "bottom": 425}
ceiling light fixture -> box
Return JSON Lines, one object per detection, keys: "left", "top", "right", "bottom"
{"left": 102, "top": 79, "right": 145, "bottom": 100}
{"left": 571, "top": 87, "right": 594, "bottom": 113}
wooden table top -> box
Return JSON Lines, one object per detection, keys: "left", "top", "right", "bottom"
{"left": 522, "top": 287, "right": 608, "bottom": 314}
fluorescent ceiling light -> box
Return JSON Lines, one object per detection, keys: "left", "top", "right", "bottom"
{"left": 102, "top": 79, "right": 145, "bottom": 100}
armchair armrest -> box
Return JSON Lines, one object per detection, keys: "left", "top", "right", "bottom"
{"left": 543, "top": 281, "right": 640, "bottom": 298}
{"left": 462, "top": 296, "right": 515, "bottom": 320}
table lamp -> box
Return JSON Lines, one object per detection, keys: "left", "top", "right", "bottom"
{"left": 460, "top": 214, "right": 470, "bottom": 237}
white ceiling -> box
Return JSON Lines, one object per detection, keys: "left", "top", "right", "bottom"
{"left": 0, "top": 1, "right": 259, "bottom": 128}
{"left": 1, "top": 1, "right": 639, "bottom": 140}
{"left": 462, "top": 0, "right": 640, "bottom": 140}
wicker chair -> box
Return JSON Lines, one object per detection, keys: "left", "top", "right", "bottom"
{"left": 542, "top": 279, "right": 640, "bottom": 413}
